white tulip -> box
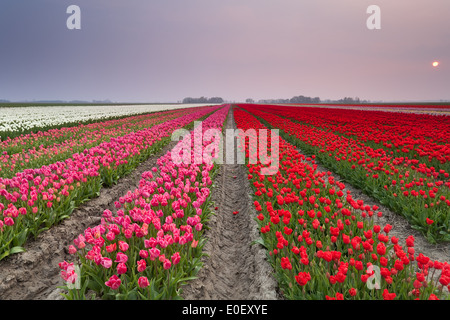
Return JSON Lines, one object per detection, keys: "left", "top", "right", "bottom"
{"left": 0, "top": 104, "right": 216, "bottom": 136}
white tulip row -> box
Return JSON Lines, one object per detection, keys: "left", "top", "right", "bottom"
{"left": 0, "top": 104, "right": 217, "bottom": 134}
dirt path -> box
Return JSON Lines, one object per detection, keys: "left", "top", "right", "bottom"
{"left": 0, "top": 140, "right": 180, "bottom": 300}
{"left": 181, "top": 109, "right": 280, "bottom": 300}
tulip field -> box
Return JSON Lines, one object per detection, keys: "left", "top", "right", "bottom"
{"left": 233, "top": 105, "right": 450, "bottom": 300}
{"left": 0, "top": 103, "right": 449, "bottom": 301}
{"left": 58, "top": 105, "right": 229, "bottom": 299}
{"left": 237, "top": 104, "right": 450, "bottom": 243}
{"left": 0, "top": 104, "right": 216, "bottom": 140}
{"left": 0, "top": 104, "right": 220, "bottom": 260}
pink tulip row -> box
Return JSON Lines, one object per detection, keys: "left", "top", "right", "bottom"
{"left": 0, "top": 108, "right": 194, "bottom": 178}
{"left": 0, "top": 108, "right": 186, "bottom": 150}
{"left": 0, "top": 105, "right": 220, "bottom": 260}
{"left": 58, "top": 105, "right": 230, "bottom": 300}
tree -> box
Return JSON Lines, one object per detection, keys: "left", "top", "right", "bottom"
{"left": 182, "top": 96, "right": 224, "bottom": 104}
{"left": 336, "top": 97, "right": 361, "bottom": 104}
{"left": 208, "top": 97, "right": 224, "bottom": 103}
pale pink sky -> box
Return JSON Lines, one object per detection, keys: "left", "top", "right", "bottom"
{"left": 0, "top": 0, "right": 449, "bottom": 102}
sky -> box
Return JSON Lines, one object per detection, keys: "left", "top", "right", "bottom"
{"left": 0, "top": 0, "right": 449, "bottom": 103}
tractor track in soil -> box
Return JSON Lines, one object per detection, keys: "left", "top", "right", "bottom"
{"left": 0, "top": 140, "right": 180, "bottom": 300}
{"left": 181, "top": 109, "right": 280, "bottom": 300}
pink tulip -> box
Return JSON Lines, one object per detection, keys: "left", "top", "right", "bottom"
{"left": 139, "top": 249, "right": 149, "bottom": 259}
{"left": 4, "top": 217, "right": 14, "bottom": 226}
{"left": 117, "top": 263, "right": 127, "bottom": 275}
{"left": 105, "top": 275, "right": 121, "bottom": 290}
{"left": 115, "top": 252, "right": 128, "bottom": 263}
{"left": 100, "top": 257, "right": 112, "bottom": 269}
{"left": 137, "top": 259, "right": 147, "bottom": 272}
{"left": 138, "top": 276, "right": 149, "bottom": 288}
{"left": 163, "top": 259, "right": 172, "bottom": 270}
{"left": 118, "top": 241, "right": 129, "bottom": 252}
{"left": 68, "top": 245, "right": 77, "bottom": 255}
{"left": 149, "top": 247, "right": 160, "bottom": 261}
{"left": 171, "top": 252, "right": 181, "bottom": 265}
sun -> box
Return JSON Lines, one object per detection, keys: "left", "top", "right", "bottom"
{"left": 432, "top": 61, "right": 439, "bottom": 67}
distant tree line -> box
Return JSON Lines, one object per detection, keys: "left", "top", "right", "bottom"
{"left": 255, "top": 95, "right": 321, "bottom": 104}
{"left": 334, "top": 97, "right": 364, "bottom": 104}
{"left": 182, "top": 97, "right": 224, "bottom": 104}
{"left": 244, "top": 95, "right": 369, "bottom": 104}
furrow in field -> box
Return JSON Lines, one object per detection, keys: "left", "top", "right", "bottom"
{"left": 181, "top": 107, "right": 279, "bottom": 300}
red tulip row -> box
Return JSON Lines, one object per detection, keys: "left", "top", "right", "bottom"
{"left": 237, "top": 104, "right": 450, "bottom": 243}
{"left": 0, "top": 105, "right": 220, "bottom": 261}
{"left": 287, "top": 102, "right": 450, "bottom": 110}
{"left": 58, "top": 105, "right": 230, "bottom": 300}
{"left": 252, "top": 104, "right": 450, "bottom": 170}
{"left": 233, "top": 106, "right": 449, "bottom": 300}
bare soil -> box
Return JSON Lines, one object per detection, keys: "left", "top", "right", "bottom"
{"left": 181, "top": 109, "right": 280, "bottom": 300}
